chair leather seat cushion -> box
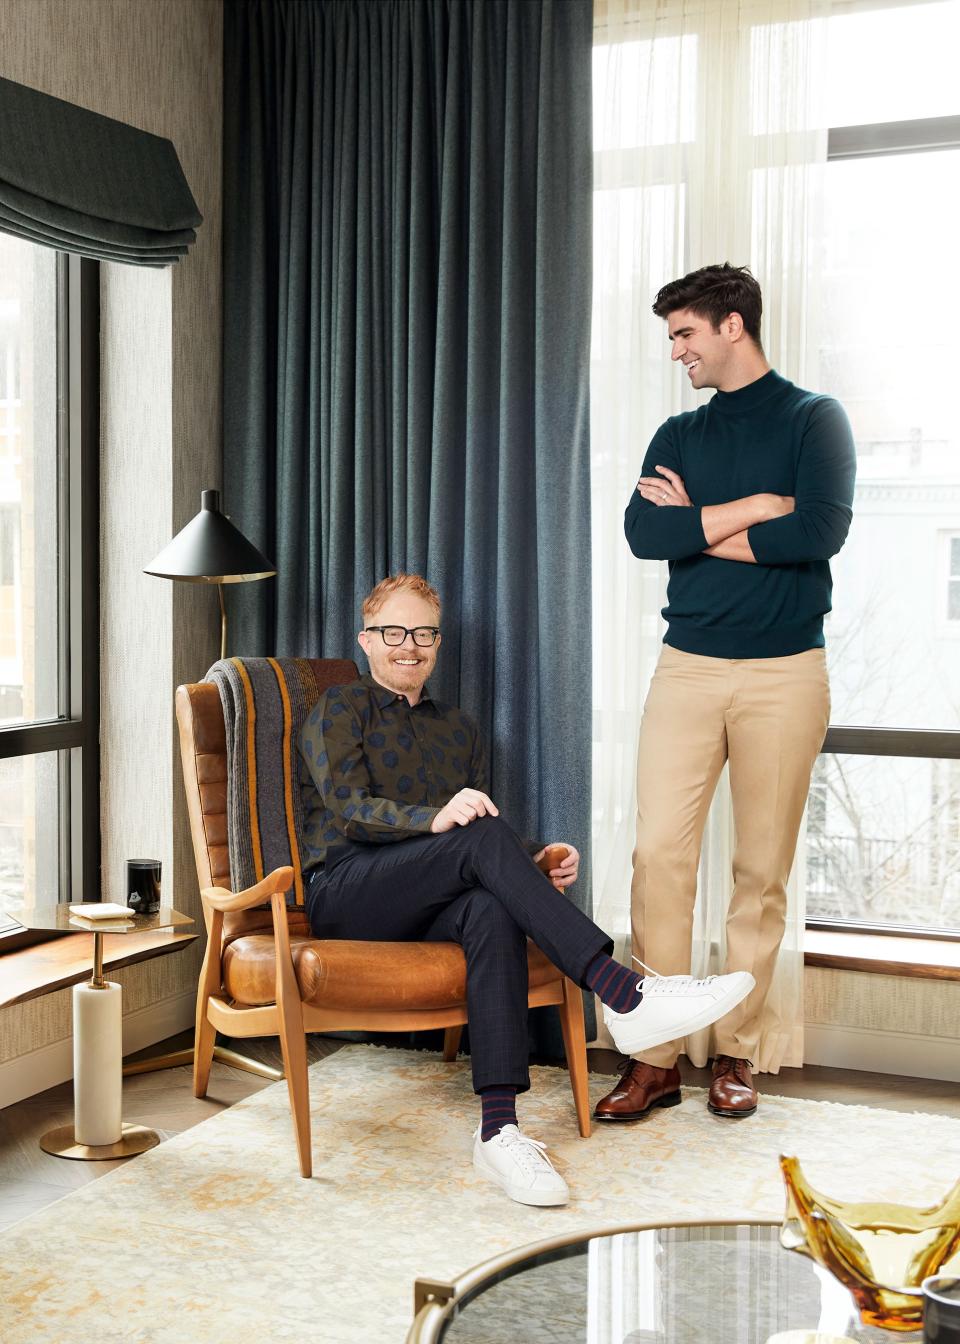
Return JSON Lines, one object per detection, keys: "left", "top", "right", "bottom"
{"left": 221, "top": 935, "right": 562, "bottom": 1009}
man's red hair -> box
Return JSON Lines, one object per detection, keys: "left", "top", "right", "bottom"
{"left": 361, "top": 573, "right": 441, "bottom": 622}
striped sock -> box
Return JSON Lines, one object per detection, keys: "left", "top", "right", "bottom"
{"left": 479, "top": 1085, "right": 519, "bottom": 1142}
{"left": 585, "top": 952, "right": 644, "bottom": 1014}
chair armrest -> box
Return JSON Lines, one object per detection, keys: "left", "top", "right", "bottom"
{"left": 536, "top": 844, "right": 573, "bottom": 890}
{"left": 201, "top": 866, "right": 295, "bottom": 913}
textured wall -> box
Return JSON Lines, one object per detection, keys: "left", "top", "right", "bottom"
{"left": 0, "top": 0, "right": 221, "bottom": 1063}
{"left": 806, "top": 967, "right": 960, "bottom": 1039}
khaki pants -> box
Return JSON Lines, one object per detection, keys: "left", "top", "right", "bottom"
{"left": 631, "top": 644, "right": 830, "bottom": 1067}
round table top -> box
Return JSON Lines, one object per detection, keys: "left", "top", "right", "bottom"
{"left": 409, "top": 1219, "right": 922, "bottom": 1344}
{"left": 0, "top": 901, "right": 193, "bottom": 936}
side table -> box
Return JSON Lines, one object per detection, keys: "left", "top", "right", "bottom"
{"left": 1, "top": 901, "right": 194, "bottom": 1160}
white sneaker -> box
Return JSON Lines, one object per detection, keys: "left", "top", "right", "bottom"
{"left": 472, "top": 1124, "right": 569, "bottom": 1207}
{"left": 603, "top": 965, "right": 755, "bottom": 1055}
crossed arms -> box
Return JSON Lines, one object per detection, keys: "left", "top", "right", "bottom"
{"left": 624, "top": 399, "right": 856, "bottom": 566}
{"left": 636, "top": 466, "right": 794, "bottom": 563}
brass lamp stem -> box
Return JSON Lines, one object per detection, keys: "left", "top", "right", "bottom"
{"left": 218, "top": 582, "right": 227, "bottom": 661}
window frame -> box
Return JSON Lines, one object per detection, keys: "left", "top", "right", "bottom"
{"left": 0, "top": 253, "right": 100, "bottom": 952}
{"left": 806, "top": 110, "right": 960, "bottom": 939}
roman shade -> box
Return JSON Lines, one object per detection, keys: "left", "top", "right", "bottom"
{"left": 0, "top": 76, "right": 202, "bottom": 266}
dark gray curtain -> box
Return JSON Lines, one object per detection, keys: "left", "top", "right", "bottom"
{"left": 0, "top": 76, "right": 201, "bottom": 265}
{"left": 223, "top": 0, "right": 595, "bottom": 1047}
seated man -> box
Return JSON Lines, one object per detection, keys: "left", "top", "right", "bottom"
{"left": 299, "top": 573, "right": 754, "bottom": 1208}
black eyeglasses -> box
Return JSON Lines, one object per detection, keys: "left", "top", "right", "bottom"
{"left": 364, "top": 625, "right": 440, "bottom": 647}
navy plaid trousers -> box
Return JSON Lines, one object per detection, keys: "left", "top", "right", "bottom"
{"left": 304, "top": 815, "right": 611, "bottom": 1092}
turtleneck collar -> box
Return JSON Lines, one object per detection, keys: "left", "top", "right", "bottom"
{"left": 711, "top": 369, "right": 790, "bottom": 414}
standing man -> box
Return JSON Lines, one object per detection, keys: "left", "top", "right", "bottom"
{"left": 299, "top": 573, "right": 754, "bottom": 1206}
{"left": 594, "top": 264, "right": 855, "bottom": 1124}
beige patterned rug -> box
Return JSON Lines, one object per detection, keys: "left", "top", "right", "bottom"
{"left": 1, "top": 1045, "right": 958, "bottom": 1343}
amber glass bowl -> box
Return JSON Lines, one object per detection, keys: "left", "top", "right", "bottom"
{"left": 779, "top": 1155, "right": 960, "bottom": 1332}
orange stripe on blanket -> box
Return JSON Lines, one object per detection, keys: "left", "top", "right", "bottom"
{"left": 268, "top": 657, "right": 304, "bottom": 907}
{"left": 233, "top": 657, "right": 264, "bottom": 884}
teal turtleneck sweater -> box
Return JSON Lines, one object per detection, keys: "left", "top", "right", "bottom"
{"left": 624, "top": 370, "right": 857, "bottom": 659}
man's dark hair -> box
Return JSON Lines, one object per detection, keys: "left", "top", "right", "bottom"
{"left": 652, "top": 263, "right": 763, "bottom": 345}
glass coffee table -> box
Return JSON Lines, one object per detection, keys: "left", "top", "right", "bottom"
{"left": 408, "top": 1220, "right": 922, "bottom": 1343}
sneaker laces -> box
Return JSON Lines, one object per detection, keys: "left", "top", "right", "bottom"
{"left": 631, "top": 956, "right": 719, "bottom": 994}
{"left": 498, "top": 1128, "right": 557, "bottom": 1178}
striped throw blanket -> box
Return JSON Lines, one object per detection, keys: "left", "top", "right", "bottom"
{"left": 207, "top": 656, "right": 357, "bottom": 907}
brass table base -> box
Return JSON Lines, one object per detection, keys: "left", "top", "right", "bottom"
{"left": 39, "top": 1122, "right": 161, "bottom": 1161}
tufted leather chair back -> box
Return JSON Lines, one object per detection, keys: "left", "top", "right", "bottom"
{"left": 175, "top": 659, "right": 358, "bottom": 943}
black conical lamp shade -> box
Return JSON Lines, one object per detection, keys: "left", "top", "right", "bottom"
{"left": 144, "top": 490, "right": 276, "bottom": 660}
{"left": 144, "top": 490, "right": 275, "bottom": 583}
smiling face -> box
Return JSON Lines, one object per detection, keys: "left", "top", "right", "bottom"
{"left": 666, "top": 306, "right": 743, "bottom": 392}
{"left": 357, "top": 590, "right": 441, "bottom": 704}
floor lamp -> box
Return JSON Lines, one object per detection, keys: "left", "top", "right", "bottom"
{"left": 138, "top": 489, "right": 281, "bottom": 1083}
{"left": 144, "top": 488, "right": 276, "bottom": 660}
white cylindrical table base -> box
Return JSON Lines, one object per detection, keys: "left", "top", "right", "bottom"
{"left": 39, "top": 974, "right": 160, "bottom": 1161}
{"left": 74, "top": 979, "right": 123, "bottom": 1146}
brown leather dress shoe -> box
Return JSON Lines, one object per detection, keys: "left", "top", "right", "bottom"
{"left": 594, "top": 1060, "right": 682, "bottom": 1121}
{"left": 708, "top": 1055, "right": 758, "bottom": 1117}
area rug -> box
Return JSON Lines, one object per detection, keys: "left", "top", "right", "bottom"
{"left": 1, "top": 1046, "right": 958, "bottom": 1343}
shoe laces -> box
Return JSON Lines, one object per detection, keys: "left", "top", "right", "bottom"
{"left": 497, "top": 1127, "right": 557, "bottom": 1177}
{"left": 632, "top": 956, "right": 719, "bottom": 994}
{"left": 714, "top": 1054, "right": 753, "bottom": 1080}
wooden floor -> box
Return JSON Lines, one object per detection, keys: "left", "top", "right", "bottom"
{"left": 2, "top": 1034, "right": 958, "bottom": 1233}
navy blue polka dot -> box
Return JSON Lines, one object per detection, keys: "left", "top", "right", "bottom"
{"left": 320, "top": 718, "right": 333, "bottom": 732}
{"left": 417, "top": 767, "right": 427, "bottom": 784}
{"left": 304, "top": 740, "right": 314, "bottom": 758}
{"left": 360, "top": 802, "right": 374, "bottom": 819}
{"left": 453, "top": 729, "right": 467, "bottom": 746}
{"left": 323, "top": 827, "right": 338, "bottom": 842}
{"left": 335, "top": 785, "right": 351, "bottom": 800}
{"left": 368, "top": 731, "right": 386, "bottom": 748}
{"left": 397, "top": 775, "right": 413, "bottom": 794}
{"left": 397, "top": 732, "right": 413, "bottom": 750}
{"left": 383, "top": 750, "right": 399, "bottom": 769}
{"left": 317, "top": 751, "right": 328, "bottom": 767}
{"left": 433, "top": 747, "right": 446, "bottom": 764}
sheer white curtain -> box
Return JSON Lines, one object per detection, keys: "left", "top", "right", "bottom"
{"left": 590, "top": 0, "right": 828, "bottom": 1071}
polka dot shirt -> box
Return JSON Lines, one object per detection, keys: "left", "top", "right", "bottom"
{"left": 299, "top": 674, "right": 488, "bottom": 872}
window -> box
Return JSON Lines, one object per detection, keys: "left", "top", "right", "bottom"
{"left": 591, "top": 0, "right": 960, "bottom": 942}
{"left": 802, "top": 1, "right": 960, "bottom": 936}
{"left": 0, "top": 237, "right": 99, "bottom": 948}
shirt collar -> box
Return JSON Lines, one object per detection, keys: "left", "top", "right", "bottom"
{"left": 711, "top": 368, "right": 790, "bottom": 414}
{"left": 361, "top": 672, "right": 435, "bottom": 709}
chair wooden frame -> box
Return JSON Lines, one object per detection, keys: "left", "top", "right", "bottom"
{"left": 177, "top": 676, "right": 592, "bottom": 1180}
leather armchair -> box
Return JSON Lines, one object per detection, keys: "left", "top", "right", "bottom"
{"left": 176, "top": 663, "right": 591, "bottom": 1179}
